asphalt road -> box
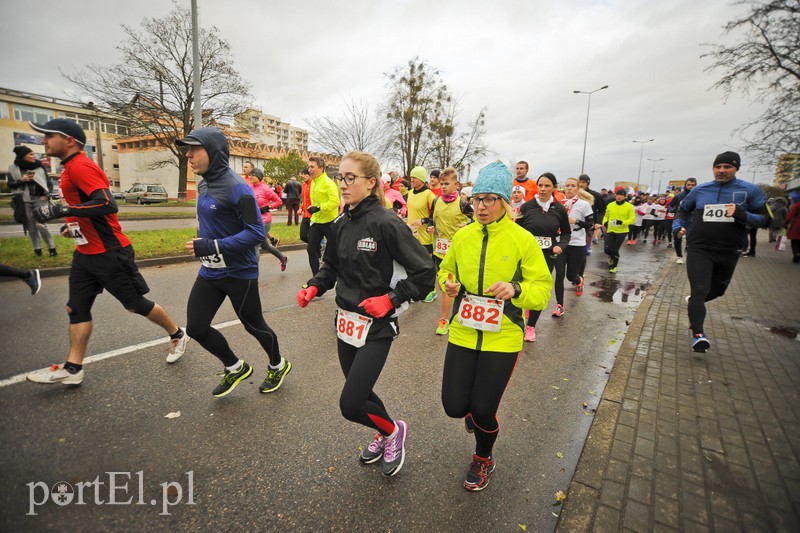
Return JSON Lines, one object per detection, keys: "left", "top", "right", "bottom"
{"left": 0, "top": 240, "right": 672, "bottom": 531}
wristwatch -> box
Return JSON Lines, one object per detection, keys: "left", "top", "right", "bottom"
{"left": 511, "top": 282, "right": 522, "bottom": 298}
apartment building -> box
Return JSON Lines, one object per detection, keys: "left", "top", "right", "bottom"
{"left": 234, "top": 109, "right": 309, "bottom": 151}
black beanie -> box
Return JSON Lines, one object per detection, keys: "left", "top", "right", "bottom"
{"left": 13, "top": 146, "right": 32, "bottom": 157}
{"left": 713, "top": 151, "right": 740, "bottom": 169}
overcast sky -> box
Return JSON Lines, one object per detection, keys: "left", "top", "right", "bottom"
{"left": 0, "top": 0, "right": 768, "bottom": 190}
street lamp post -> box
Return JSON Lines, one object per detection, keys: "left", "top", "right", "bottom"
{"left": 648, "top": 158, "right": 664, "bottom": 194}
{"left": 574, "top": 85, "right": 609, "bottom": 175}
{"left": 655, "top": 170, "right": 672, "bottom": 194}
{"left": 633, "top": 139, "right": 654, "bottom": 187}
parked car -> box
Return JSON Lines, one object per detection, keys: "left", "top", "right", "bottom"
{"left": 122, "top": 184, "right": 168, "bottom": 204}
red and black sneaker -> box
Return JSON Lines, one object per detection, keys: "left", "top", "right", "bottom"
{"left": 464, "top": 454, "right": 495, "bottom": 491}
{"left": 576, "top": 276, "right": 584, "bottom": 297}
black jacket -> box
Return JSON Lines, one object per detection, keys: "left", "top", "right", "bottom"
{"left": 308, "top": 194, "right": 435, "bottom": 340}
{"left": 517, "top": 199, "right": 572, "bottom": 253}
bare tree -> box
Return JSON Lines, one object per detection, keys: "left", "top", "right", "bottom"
{"left": 429, "top": 96, "right": 489, "bottom": 174}
{"left": 702, "top": 0, "right": 800, "bottom": 165}
{"left": 64, "top": 1, "right": 249, "bottom": 197}
{"left": 307, "top": 99, "right": 393, "bottom": 160}
{"left": 382, "top": 57, "right": 449, "bottom": 175}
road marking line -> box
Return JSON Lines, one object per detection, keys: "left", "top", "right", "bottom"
{"left": 0, "top": 318, "right": 242, "bottom": 389}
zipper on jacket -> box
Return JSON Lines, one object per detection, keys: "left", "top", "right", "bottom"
{"left": 475, "top": 224, "right": 490, "bottom": 351}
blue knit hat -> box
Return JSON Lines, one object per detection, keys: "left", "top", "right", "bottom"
{"left": 473, "top": 162, "right": 513, "bottom": 202}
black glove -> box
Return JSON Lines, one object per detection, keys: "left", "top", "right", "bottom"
{"left": 308, "top": 206, "right": 321, "bottom": 214}
{"left": 32, "top": 202, "right": 70, "bottom": 223}
{"left": 260, "top": 205, "right": 271, "bottom": 214}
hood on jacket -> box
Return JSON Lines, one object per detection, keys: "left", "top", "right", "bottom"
{"left": 177, "top": 126, "right": 231, "bottom": 181}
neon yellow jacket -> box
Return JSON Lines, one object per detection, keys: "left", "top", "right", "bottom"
{"left": 602, "top": 200, "right": 636, "bottom": 234}
{"left": 310, "top": 172, "right": 340, "bottom": 224}
{"left": 438, "top": 214, "right": 553, "bottom": 352}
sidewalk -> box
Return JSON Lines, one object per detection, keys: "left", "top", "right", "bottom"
{"left": 557, "top": 239, "right": 800, "bottom": 532}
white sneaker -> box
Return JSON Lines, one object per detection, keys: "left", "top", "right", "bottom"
{"left": 166, "top": 330, "right": 190, "bottom": 363}
{"left": 675, "top": 257, "right": 684, "bottom": 264}
{"left": 27, "top": 364, "right": 84, "bottom": 385}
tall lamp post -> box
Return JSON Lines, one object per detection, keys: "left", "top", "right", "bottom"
{"left": 648, "top": 158, "right": 664, "bottom": 194}
{"left": 574, "top": 85, "right": 609, "bottom": 175}
{"left": 655, "top": 170, "right": 672, "bottom": 194}
{"left": 633, "top": 139, "right": 654, "bottom": 187}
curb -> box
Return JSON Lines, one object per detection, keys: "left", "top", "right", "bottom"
{"left": 1, "top": 243, "right": 309, "bottom": 280}
{"left": 555, "top": 258, "right": 675, "bottom": 532}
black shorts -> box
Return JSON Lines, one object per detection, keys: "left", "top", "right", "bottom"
{"left": 69, "top": 245, "right": 150, "bottom": 310}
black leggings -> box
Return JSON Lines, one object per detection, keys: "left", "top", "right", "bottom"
{"left": 527, "top": 253, "right": 564, "bottom": 326}
{"left": 565, "top": 245, "right": 586, "bottom": 283}
{"left": 604, "top": 233, "right": 627, "bottom": 267}
{"left": 441, "top": 343, "right": 519, "bottom": 458}
{"left": 337, "top": 338, "right": 396, "bottom": 436}
{"left": 653, "top": 219, "right": 668, "bottom": 241}
{"left": 186, "top": 275, "right": 281, "bottom": 367}
{"left": 307, "top": 221, "right": 334, "bottom": 275}
{"left": 641, "top": 219, "right": 655, "bottom": 239}
{"left": 628, "top": 225, "right": 640, "bottom": 241}
{"left": 686, "top": 249, "right": 739, "bottom": 335}
{"left": 0, "top": 263, "right": 30, "bottom": 279}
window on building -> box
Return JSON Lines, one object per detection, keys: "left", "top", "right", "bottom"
{"left": 13, "top": 104, "right": 54, "bottom": 124}
{"left": 63, "top": 112, "right": 94, "bottom": 131}
{"left": 0, "top": 102, "right": 9, "bottom": 119}
{"left": 113, "top": 164, "right": 120, "bottom": 169}
{"left": 111, "top": 144, "right": 118, "bottom": 150}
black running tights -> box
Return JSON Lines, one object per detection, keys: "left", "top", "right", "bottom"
{"left": 565, "top": 245, "right": 586, "bottom": 283}
{"left": 186, "top": 275, "right": 281, "bottom": 367}
{"left": 604, "top": 233, "right": 627, "bottom": 267}
{"left": 685, "top": 249, "right": 739, "bottom": 335}
{"left": 441, "top": 343, "right": 519, "bottom": 458}
{"left": 0, "top": 263, "right": 29, "bottom": 279}
{"left": 527, "top": 253, "right": 563, "bottom": 327}
{"left": 337, "top": 338, "right": 396, "bottom": 436}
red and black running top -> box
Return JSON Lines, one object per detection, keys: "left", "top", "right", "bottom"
{"left": 60, "top": 151, "right": 130, "bottom": 255}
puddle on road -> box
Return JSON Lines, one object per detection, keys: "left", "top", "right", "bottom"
{"left": 589, "top": 277, "right": 651, "bottom": 305}
{"left": 767, "top": 326, "right": 798, "bottom": 340}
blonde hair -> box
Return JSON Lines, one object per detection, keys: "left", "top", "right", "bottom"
{"left": 342, "top": 150, "right": 385, "bottom": 206}
{"left": 439, "top": 167, "right": 458, "bottom": 182}
{"left": 565, "top": 177, "right": 594, "bottom": 205}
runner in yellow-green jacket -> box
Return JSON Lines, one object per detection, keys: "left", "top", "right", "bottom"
{"left": 602, "top": 187, "right": 636, "bottom": 273}
{"left": 306, "top": 156, "right": 340, "bottom": 275}
{"left": 438, "top": 162, "right": 552, "bottom": 492}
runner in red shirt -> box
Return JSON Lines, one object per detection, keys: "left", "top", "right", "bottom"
{"left": 25, "top": 119, "right": 189, "bottom": 387}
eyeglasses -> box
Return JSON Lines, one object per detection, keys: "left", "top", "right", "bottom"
{"left": 472, "top": 195, "right": 501, "bottom": 207}
{"left": 335, "top": 173, "right": 370, "bottom": 185}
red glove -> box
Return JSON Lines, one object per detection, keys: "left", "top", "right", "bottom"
{"left": 296, "top": 286, "right": 318, "bottom": 308}
{"left": 359, "top": 294, "right": 394, "bottom": 319}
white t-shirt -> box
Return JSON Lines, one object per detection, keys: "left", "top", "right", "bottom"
{"left": 641, "top": 202, "right": 659, "bottom": 220}
{"left": 563, "top": 197, "right": 594, "bottom": 246}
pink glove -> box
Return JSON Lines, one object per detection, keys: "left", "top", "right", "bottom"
{"left": 296, "top": 286, "right": 319, "bottom": 308}
{"left": 359, "top": 294, "right": 394, "bottom": 319}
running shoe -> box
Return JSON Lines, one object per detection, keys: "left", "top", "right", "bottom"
{"left": 423, "top": 290, "right": 438, "bottom": 303}
{"left": 642, "top": 239, "right": 647, "bottom": 243}
{"left": 382, "top": 420, "right": 407, "bottom": 477}
{"left": 360, "top": 434, "right": 385, "bottom": 464}
{"left": 609, "top": 266, "right": 618, "bottom": 273}
{"left": 464, "top": 413, "right": 475, "bottom": 434}
{"left": 692, "top": 334, "right": 711, "bottom": 353}
{"left": 260, "top": 359, "right": 293, "bottom": 393}
{"left": 576, "top": 277, "right": 584, "bottom": 297}
{"left": 435, "top": 318, "right": 450, "bottom": 335}
{"left": 552, "top": 304, "right": 565, "bottom": 317}
{"left": 667, "top": 243, "right": 673, "bottom": 248}
{"left": 524, "top": 326, "right": 536, "bottom": 342}
{"left": 27, "top": 364, "right": 84, "bottom": 385}
{"left": 212, "top": 361, "right": 253, "bottom": 397}
{"left": 631, "top": 239, "right": 636, "bottom": 245}
{"left": 626, "top": 240, "right": 632, "bottom": 245}
{"left": 464, "top": 454, "right": 495, "bottom": 492}
{"left": 608, "top": 258, "right": 614, "bottom": 266}
{"left": 25, "top": 269, "right": 41, "bottom": 295}
{"left": 166, "top": 329, "right": 190, "bottom": 363}
{"left": 676, "top": 257, "right": 684, "bottom": 264}
{"left": 280, "top": 256, "right": 288, "bottom": 272}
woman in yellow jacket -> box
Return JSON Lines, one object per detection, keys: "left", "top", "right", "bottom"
{"left": 438, "top": 162, "right": 553, "bottom": 491}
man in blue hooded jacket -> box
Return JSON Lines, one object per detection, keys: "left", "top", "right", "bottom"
{"left": 178, "top": 127, "right": 292, "bottom": 397}
{"left": 672, "top": 151, "right": 770, "bottom": 353}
